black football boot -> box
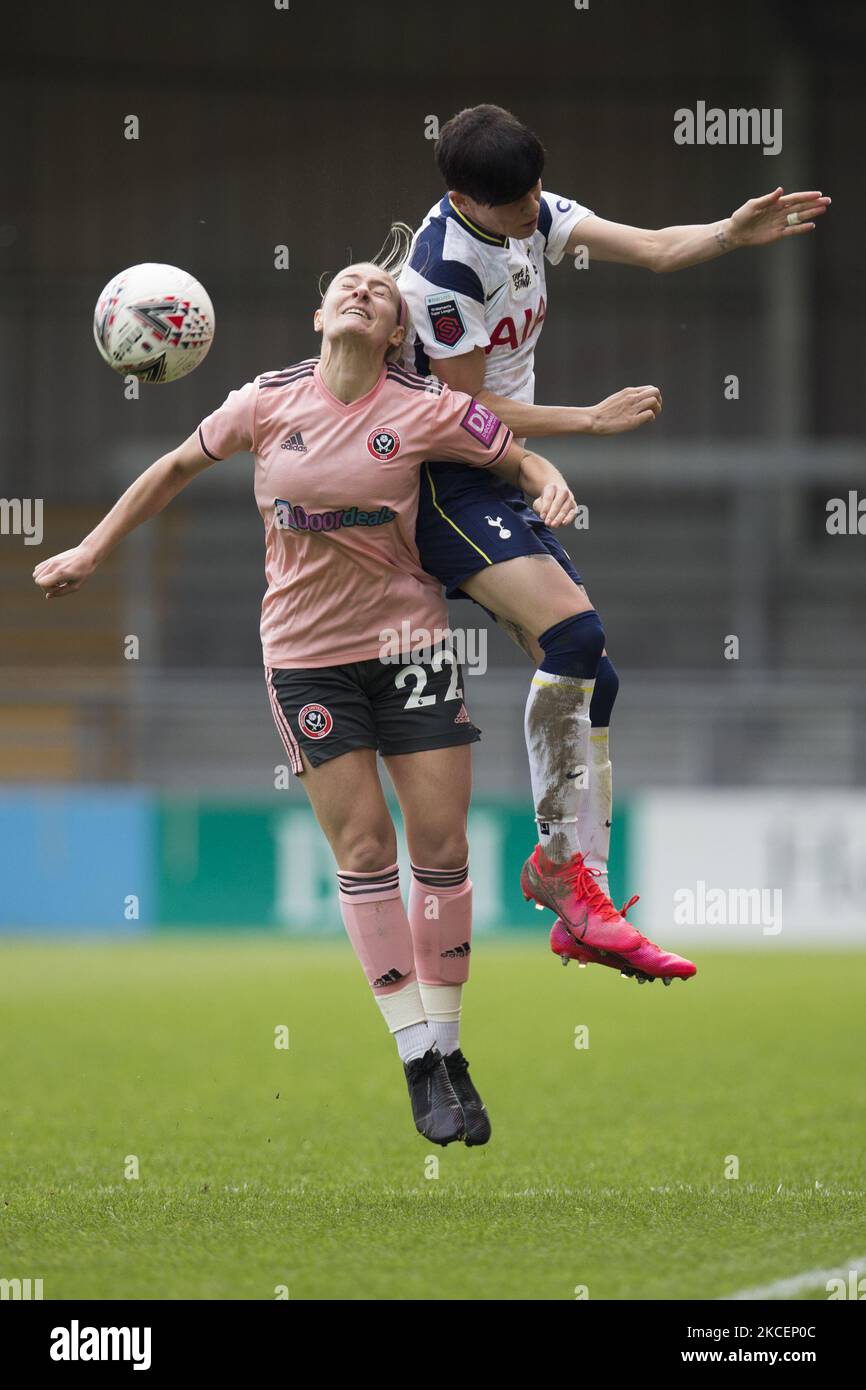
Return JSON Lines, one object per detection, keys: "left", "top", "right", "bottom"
{"left": 443, "top": 1049, "right": 491, "bottom": 1147}
{"left": 403, "top": 1046, "right": 465, "bottom": 1146}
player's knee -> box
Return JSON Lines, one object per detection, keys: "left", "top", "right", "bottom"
{"left": 538, "top": 610, "right": 605, "bottom": 679}
{"left": 337, "top": 829, "right": 397, "bottom": 874}
{"left": 410, "top": 831, "right": 469, "bottom": 872}
{"left": 589, "top": 653, "right": 619, "bottom": 727}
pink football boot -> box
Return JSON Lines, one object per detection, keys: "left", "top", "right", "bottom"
{"left": 549, "top": 919, "right": 696, "bottom": 985}
{"left": 548, "top": 892, "right": 643, "bottom": 973}
{"left": 521, "top": 846, "right": 696, "bottom": 983}
{"left": 549, "top": 920, "right": 623, "bottom": 972}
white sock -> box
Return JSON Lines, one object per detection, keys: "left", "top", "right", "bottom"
{"left": 419, "top": 983, "right": 462, "bottom": 1057}
{"left": 524, "top": 672, "right": 595, "bottom": 864}
{"left": 426, "top": 1021, "right": 460, "bottom": 1056}
{"left": 394, "top": 1020, "right": 436, "bottom": 1064}
{"left": 375, "top": 980, "right": 433, "bottom": 1062}
{"left": 577, "top": 727, "right": 613, "bottom": 898}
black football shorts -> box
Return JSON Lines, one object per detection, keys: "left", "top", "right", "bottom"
{"left": 265, "top": 651, "right": 481, "bottom": 774}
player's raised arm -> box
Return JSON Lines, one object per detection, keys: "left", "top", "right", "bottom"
{"left": 429, "top": 347, "right": 662, "bottom": 438}
{"left": 568, "top": 187, "right": 831, "bottom": 274}
{"left": 32, "top": 430, "right": 216, "bottom": 598}
{"left": 34, "top": 377, "right": 257, "bottom": 597}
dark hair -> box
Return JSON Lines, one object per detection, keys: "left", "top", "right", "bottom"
{"left": 435, "top": 104, "right": 545, "bottom": 206}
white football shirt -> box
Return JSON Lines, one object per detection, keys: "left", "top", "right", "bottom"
{"left": 399, "top": 189, "right": 592, "bottom": 403}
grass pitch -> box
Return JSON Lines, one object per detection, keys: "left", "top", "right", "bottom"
{"left": 1, "top": 938, "right": 864, "bottom": 1300}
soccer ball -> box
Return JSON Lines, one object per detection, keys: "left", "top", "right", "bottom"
{"left": 93, "top": 263, "right": 215, "bottom": 383}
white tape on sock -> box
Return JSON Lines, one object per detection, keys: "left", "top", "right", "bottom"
{"left": 376, "top": 980, "right": 428, "bottom": 1033}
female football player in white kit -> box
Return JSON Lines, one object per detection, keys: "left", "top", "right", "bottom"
{"left": 399, "top": 104, "right": 828, "bottom": 981}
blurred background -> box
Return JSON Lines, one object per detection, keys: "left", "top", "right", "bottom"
{"left": 1, "top": 0, "right": 864, "bottom": 942}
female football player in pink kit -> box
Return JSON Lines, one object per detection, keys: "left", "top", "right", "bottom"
{"left": 34, "top": 255, "right": 631, "bottom": 1147}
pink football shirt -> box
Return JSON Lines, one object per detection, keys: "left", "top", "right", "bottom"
{"left": 196, "top": 359, "right": 513, "bottom": 668}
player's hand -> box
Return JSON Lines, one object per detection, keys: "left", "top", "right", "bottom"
{"left": 728, "top": 187, "right": 831, "bottom": 248}
{"left": 533, "top": 480, "right": 577, "bottom": 529}
{"left": 590, "top": 385, "right": 662, "bottom": 435}
{"left": 32, "top": 545, "right": 98, "bottom": 598}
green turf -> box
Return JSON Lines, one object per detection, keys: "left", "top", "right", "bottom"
{"left": 1, "top": 939, "right": 864, "bottom": 1300}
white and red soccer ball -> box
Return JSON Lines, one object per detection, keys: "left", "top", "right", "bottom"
{"left": 93, "top": 262, "right": 215, "bottom": 383}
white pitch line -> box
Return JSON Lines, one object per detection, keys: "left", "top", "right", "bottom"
{"left": 723, "top": 1254, "right": 866, "bottom": 1301}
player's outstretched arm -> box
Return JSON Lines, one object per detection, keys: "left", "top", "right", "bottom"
{"left": 430, "top": 348, "right": 662, "bottom": 437}
{"left": 488, "top": 441, "right": 577, "bottom": 529}
{"left": 32, "top": 431, "right": 214, "bottom": 598}
{"left": 569, "top": 187, "right": 831, "bottom": 273}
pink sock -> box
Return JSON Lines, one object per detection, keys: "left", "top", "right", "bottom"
{"left": 408, "top": 863, "right": 473, "bottom": 986}
{"left": 337, "top": 865, "right": 426, "bottom": 1032}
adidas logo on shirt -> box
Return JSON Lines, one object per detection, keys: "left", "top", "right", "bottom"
{"left": 280, "top": 431, "right": 308, "bottom": 453}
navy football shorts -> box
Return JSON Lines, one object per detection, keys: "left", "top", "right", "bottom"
{"left": 266, "top": 652, "right": 480, "bottom": 774}
{"left": 416, "top": 461, "right": 583, "bottom": 609}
